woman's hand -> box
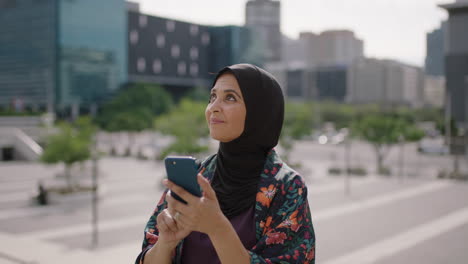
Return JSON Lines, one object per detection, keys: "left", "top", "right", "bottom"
{"left": 155, "top": 207, "right": 192, "bottom": 248}
{"left": 164, "top": 174, "right": 228, "bottom": 236}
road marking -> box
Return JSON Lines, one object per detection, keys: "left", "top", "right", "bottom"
{"left": 26, "top": 180, "right": 451, "bottom": 240}
{"left": 314, "top": 180, "right": 451, "bottom": 222}
{"left": 28, "top": 216, "right": 146, "bottom": 240}
{"left": 0, "top": 191, "right": 160, "bottom": 221}
{"left": 323, "top": 205, "right": 468, "bottom": 264}
{"left": 0, "top": 192, "right": 31, "bottom": 204}
{"left": 309, "top": 177, "right": 378, "bottom": 195}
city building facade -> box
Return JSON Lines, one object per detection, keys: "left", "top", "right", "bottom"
{"left": 299, "top": 30, "right": 364, "bottom": 68}
{"left": 127, "top": 11, "right": 212, "bottom": 99}
{"left": 0, "top": 0, "right": 128, "bottom": 115}
{"left": 424, "top": 75, "right": 445, "bottom": 108}
{"left": 285, "top": 67, "right": 347, "bottom": 102}
{"left": 208, "top": 26, "right": 264, "bottom": 73}
{"left": 347, "top": 58, "right": 424, "bottom": 108}
{"left": 0, "top": 0, "right": 57, "bottom": 111}
{"left": 425, "top": 21, "right": 447, "bottom": 77}
{"left": 245, "top": 0, "right": 282, "bottom": 62}
{"left": 440, "top": 0, "right": 468, "bottom": 154}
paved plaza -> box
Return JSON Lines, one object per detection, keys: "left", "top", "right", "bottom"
{"left": 1, "top": 140, "right": 468, "bottom": 264}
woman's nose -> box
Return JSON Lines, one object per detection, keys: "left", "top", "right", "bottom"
{"left": 208, "top": 99, "right": 221, "bottom": 113}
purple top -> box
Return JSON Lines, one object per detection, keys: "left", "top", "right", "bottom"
{"left": 181, "top": 206, "right": 257, "bottom": 264}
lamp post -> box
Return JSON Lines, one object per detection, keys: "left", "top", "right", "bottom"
{"left": 91, "top": 134, "right": 99, "bottom": 248}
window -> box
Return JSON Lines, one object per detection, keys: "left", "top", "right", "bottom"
{"left": 130, "top": 30, "right": 138, "bottom": 45}
{"left": 190, "top": 25, "right": 199, "bottom": 36}
{"left": 166, "top": 20, "right": 175, "bottom": 32}
{"left": 178, "top": 62, "right": 187, "bottom": 75}
{"left": 190, "top": 63, "right": 199, "bottom": 76}
{"left": 156, "top": 34, "right": 165, "bottom": 48}
{"left": 190, "top": 47, "right": 199, "bottom": 60}
{"left": 139, "top": 15, "right": 148, "bottom": 27}
{"left": 153, "top": 59, "right": 162, "bottom": 74}
{"left": 137, "top": 58, "right": 146, "bottom": 72}
{"left": 201, "top": 32, "right": 210, "bottom": 45}
{"left": 171, "top": 45, "right": 180, "bottom": 58}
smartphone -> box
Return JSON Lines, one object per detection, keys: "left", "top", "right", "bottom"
{"left": 164, "top": 156, "right": 201, "bottom": 204}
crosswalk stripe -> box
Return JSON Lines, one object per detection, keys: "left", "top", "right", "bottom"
{"left": 314, "top": 180, "right": 451, "bottom": 222}
{"left": 323, "top": 205, "right": 468, "bottom": 264}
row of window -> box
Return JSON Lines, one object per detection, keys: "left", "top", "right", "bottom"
{"left": 130, "top": 31, "right": 204, "bottom": 61}
{"left": 129, "top": 29, "right": 210, "bottom": 46}
{"left": 136, "top": 58, "right": 199, "bottom": 76}
{"left": 138, "top": 15, "right": 202, "bottom": 37}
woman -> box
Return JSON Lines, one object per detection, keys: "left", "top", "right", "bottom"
{"left": 136, "top": 64, "right": 315, "bottom": 264}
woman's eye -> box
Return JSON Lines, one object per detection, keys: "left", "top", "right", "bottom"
{"left": 209, "top": 94, "right": 216, "bottom": 102}
{"left": 226, "top": 94, "right": 236, "bottom": 101}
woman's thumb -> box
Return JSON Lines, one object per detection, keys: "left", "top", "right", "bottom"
{"left": 198, "top": 174, "right": 216, "bottom": 199}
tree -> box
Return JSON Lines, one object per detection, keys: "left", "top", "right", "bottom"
{"left": 96, "top": 83, "right": 173, "bottom": 154}
{"left": 41, "top": 117, "right": 96, "bottom": 190}
{"left": 155, "top": 99, "right": 209, "bottom": 159}
{"left": 97, "top": 83, "right": 173, "bottom": 131}
{"left": 279, "top": 102, "right": 314, "bottom": 163}
{"left": 352, "top": 113, "right": 424, "bottom": 175}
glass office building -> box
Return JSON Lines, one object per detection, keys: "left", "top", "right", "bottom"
{"left": 0, "top": 0, "right": 57, "bottom": 111}
{"left": 57, "top": 0, "right": 127, "bottom": 110}
{"left": 0, "top": 0, "right": 127, "bottom": 113}
{"left": 208, "top": 26, "right": 264, "bottom": 73}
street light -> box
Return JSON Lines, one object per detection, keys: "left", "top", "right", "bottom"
{"left": 91, "top": 134, "right": 99, "bottom": 248}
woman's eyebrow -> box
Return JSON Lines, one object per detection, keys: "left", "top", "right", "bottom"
{"left": 224, "top": 89, "right": 242, "bottom": 98}
{"left": 210, "top": 88, "right": 242, "bottom": 99}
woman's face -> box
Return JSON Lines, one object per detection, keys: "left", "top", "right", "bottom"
{"left": 205, "top": 73, "right": 246, "bottom": 142}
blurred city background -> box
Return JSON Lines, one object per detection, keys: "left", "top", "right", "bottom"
{"left": 0, "top": 0, "right": 467, "bottom": 263}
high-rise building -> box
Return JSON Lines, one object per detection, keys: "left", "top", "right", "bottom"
{"left": 299, "top": 30, "right": 364, "bottom": 67}
{"left": 0, "top": 0, "right": 128, "bottom": 114}
{"left": 127, "top": 11, "right": 212, "bottom": 98}
{"left": 208, "top": 26, "right": 264, "bottom": 72}
{"left": 424, "top": 76, "right": 445, "bottom": 108}
{"left": 425, "top": 21, "right": 447, "bottom": 76}
{"left": 440, "top": 0, "right": 468, "bottom": 155}
{"left": 285, "top": 67, "right": 347, "bottom": 102}
{"left": 0, "top": 0, "right": 57, "bottom": 111}
{"left": 347, "top": 58, "right": 424, "bottom": 108}
{"left": 245, "top": 0, "right": 281, "bottom": 62}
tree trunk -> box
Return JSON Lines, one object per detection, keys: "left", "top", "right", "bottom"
{"left": 374, "top": 144, "right": 384, "bottom": 174}
{"left": 65, "top": 163, "right": 73, "bottom": 191}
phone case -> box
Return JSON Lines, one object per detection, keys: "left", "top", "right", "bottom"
{"left": 164, "top": 156, "right": 201, "bottom": 204}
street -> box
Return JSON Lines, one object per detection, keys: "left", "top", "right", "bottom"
{"left": 0, "top": 140, "right": 467, "bottom": 264}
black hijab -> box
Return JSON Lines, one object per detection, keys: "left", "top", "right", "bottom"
{"left": 210, "top": 64, "right": 284, "bottom": 218}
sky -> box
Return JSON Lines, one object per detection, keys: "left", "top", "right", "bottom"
{"left": 133, "top": 0, "right": 451, "bottom": 67}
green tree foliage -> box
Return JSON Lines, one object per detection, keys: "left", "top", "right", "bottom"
{"left": 280, "top": 101, "right": 314, "bottom": 163}
{"left": 185, "top": 86, "right": 210, "bottom": 103}
{"left": 155, "top": 99, "right": 209, "bottom": 159}
{"left": 283, "top": 102, "right": 315, "bottom": 140}
{"left": 352, "top": 113, "right": 424, "bottom": 174}
{"left": 41, "top": 117, "right": 96, "bottom": 190}
{"left": 97, "top": 83, "right": 173, "bottom": 132}
{"left": 319, "top": 102, "right": 380, "bottom": 129}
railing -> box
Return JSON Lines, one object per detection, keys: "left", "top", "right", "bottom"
{"left": 0, "top": 127, "right": 43, "bottom": 161}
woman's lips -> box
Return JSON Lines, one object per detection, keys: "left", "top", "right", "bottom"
{"left": 210, "top": 118, "right": 225, "bottom": 124}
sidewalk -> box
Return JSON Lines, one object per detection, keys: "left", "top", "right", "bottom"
{"left": 0, "top": 232, "right": 140, "bottom": 264}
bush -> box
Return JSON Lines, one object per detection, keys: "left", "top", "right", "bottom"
{"left": 378, "top": 167, "right": 392, "bottom": 176}
{"left": 347, "top": 167, "right": 368, "bottom": 176}
{"left": 328, "top": 167, "right": 342, "bottom": 175}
